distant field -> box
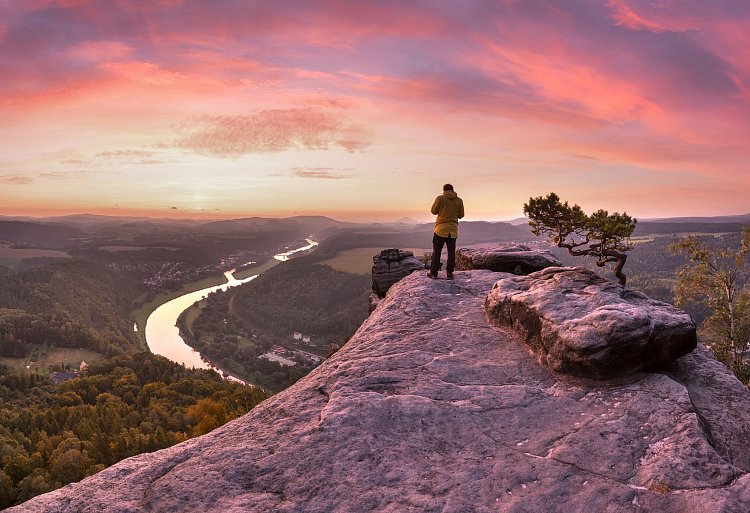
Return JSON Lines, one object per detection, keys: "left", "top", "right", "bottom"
{"left": 0, "top": 347, "right": 105, "bottom": 373}
{"left": 232, "top": 258, "right": 281, "bottom": 280}
{"left": 0, "top": 247, "right": 71, "bottom": 259}
{"left": 320, "top": 247, "right": 429, "bottom": 275}
{"left": 98, "top": 245, "right": 180, "bottom": 252}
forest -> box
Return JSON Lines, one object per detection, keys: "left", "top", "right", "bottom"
{"left": 0, "top": 260, "right": 143, "bottom": 358}
{"left": 0, "top": 352, "right": 269, "bottom": 508}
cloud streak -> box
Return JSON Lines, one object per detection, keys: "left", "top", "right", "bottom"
{"left": 2, "top": 1, "right": 750, "bottom": 218}
{"left": 1, "top": 174, "right": 34, "bottom": 185}
{"left": 171, "top": 108, "right": 368, "bottom": 157}
{"left": 291, "top": 167, "right": 353, "bottom": 179}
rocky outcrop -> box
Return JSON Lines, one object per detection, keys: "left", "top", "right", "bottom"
{"left": 12, "top": 271, "right": 750, "bottom": 513}
{"left": 485, "top": 267, "right": 697, "bottom": 379}
{"left": 371, "top": 248, "right": 424, "bottom": 298}
{"left": 455, "top": 244, "right": 560, "bottom": 273}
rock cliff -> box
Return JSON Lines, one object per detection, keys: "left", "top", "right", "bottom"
{"left": 485, "top": 267, "right": 697, "bottom": 379}
{"left": 11, "top": 270, "right": 750, "bottom": 513}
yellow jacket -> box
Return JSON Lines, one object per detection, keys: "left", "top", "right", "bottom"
{"left": 431, "top": 190, "right": 464, "bottom": 237}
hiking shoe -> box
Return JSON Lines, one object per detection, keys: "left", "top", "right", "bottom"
{"left": 446, "top": 273, "right": 454, "bottom": 280}
{"left": 427, "top": 272, "right": 438, "bottom": 279}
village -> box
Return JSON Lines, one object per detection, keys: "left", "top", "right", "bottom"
{"left": 49, "top": 359, "right": 88, "bottom": 384}
{"left": 259, "top": 331, "right": 326, "bottom": 368}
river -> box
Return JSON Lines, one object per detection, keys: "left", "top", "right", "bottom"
{"left": 144, "top": 239, "right": 318, "bottom": 383}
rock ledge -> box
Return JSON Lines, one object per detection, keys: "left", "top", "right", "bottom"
{"left": 485, "top": 266, "right": 697, "bottom": 379}
{"left": 371, "top": 248, "right": 424, "bottom": 299}
{"left": 11, "top": 271, "right": 750, "bottom": 513}
{"left": 456, "top": 244, "right": 560, "bottom": 273}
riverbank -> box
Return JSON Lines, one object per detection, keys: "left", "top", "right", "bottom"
{"left": 131, "top": 250, "right": 292, "bottom": 348}
{"left": 132, "top": 273, "right": 229, "bottom": 349}
{"left": 140, "top": 239, "right": 318, "bottom": 386}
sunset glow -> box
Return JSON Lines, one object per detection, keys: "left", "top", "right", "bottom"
{"left": 2, "top": 1, "right": 749, "bottom": 221}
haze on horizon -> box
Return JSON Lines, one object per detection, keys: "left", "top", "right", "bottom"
{"left": 2, "top": 1, "right": 749, "bottom": 223}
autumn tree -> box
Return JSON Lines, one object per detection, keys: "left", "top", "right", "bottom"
{"left": 187, "top": 397, "right": 230, "bottom": 436}
{"left": 671, "top": 230, "right": 750, "bottom": 381}
{"left": 523, "top": 192, "right": 637, "bottom": 285}
{"left": 0, "top": 470, "right": 15, "bottom": 509}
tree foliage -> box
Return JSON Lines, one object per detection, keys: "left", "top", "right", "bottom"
{"left": 0, "top": 353, "right": 269, "bottom": 508}
{"left": 0, "top": 260, "right": 143, "bottom": 356}
{"left": 523, "top": 192, "right": 637, "bottom": 285}
{"left": 671, "top": 229, "right": 750, "bottom": 382}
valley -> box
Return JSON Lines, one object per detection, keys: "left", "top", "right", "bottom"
{"left": 0, "top": 212, "right": 747, "bottom": 507}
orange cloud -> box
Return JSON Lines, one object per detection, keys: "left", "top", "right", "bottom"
{"left": 291, "top": 168, "right": 352, "bottom": 179}
{"left": 1, "top": 175, "right": 34, "bottom": 185}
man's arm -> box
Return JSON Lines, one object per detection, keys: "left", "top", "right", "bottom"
{"left": 457, "top": 199, "right": 465, "bottom": 219}
{"left": 431, "top": 196, "right": 441, "bottom": 215}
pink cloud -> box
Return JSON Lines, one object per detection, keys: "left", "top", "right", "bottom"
{"left": 608, "top": 0, "right": 675, "bottom": 32}
{"left": 171, "top": 108, "right": 369, "bottom": 157}
{"left": 291, "top": 168, "right": 352, "bottom": 179}
{"left": 100, "top": 61, "right": 187, "bottom": 85}
{"left": 2, "top": 1, "right": 750, "bottom": 218}
{"left": 67, "top": 40, "right": 134, "bottom": 62}
{"left": 1, "top": 174, "right": 34, "bottom": 185}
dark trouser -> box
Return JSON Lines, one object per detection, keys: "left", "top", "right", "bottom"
{"left": 430, "top": 233, "right": 456, "bottom": 275}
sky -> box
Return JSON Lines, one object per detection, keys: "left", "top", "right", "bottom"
{"left": 1, "top": 0, "right": 749, "bottom": 222}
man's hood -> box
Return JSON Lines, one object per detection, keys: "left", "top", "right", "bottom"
{"left": 443, "top": 190, "right": 458, "bottom": 199}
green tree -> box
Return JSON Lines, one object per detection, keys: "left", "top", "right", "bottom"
{"left": 14, "top": 470, "right": 57, "bottom": 504}
{"left": 0, "top": 469, "right": 15, "bottom": 509}
{"left": 671, "top": 230, "right": 750, "bottom": 382}
{"left": 523, "top": 192, "right": 637, "bottom": 285}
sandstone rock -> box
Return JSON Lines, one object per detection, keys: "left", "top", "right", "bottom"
{"left": 371, "top": 248, "right": 424, "bottom": 298}
{"left": 485, "top": 266, "right": 697, "bottom": 379}
{"left": 368, "top": 292, "right": 380, "bottom": 314}
{"left": 455, "top": 244, "right": 560, "bottom": 274}
{"left": 12, "top": 271, "right": 749, "bottom": 513}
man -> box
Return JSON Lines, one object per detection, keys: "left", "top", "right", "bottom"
{"left": 429, "top": 184, "right": 464, "bottom": 280}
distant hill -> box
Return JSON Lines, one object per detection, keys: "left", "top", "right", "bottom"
{"left": 505, "top": 217, "right": 530, "bottom": 226}
{"left": 36, "top": 214, "right": 203, "bottom": 235}
{"left": 634, "top": 222, "right": 746, "bottom": 236}
{"left": 196, "top": 215, "right": 358, "bottom": 236}
{"left": 312, "top": 221, "right": 535, "bottom": 260}
{"left": 411, "top": 221, "right": 534, "bottom": 243}
{"left": 505, "top": 214, "right": 748, "bottom": 238}
{"left": 643, "top": 214, "right": 750, "bottom": 224}
{"left": 450, "top": 220, "right": 535, "bottom": 242}
{"left": 0, "top": 220, "right": 83, "bottom": 247}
